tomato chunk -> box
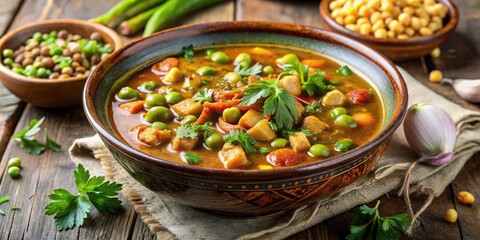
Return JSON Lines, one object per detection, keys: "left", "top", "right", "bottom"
{"left": 267, "top": 148, "right": 304, "bottom": 167}
{"left": 151, "top": 57, "right": 179, "bottom": 75}
{"left": 347, "top": 88, "right": 371, "bottom": 105}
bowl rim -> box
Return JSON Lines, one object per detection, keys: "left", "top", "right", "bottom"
{"left": 0, "top": 18, "right": 123, "bottom": 84}
{"left": 84, "top": 21, "right": 408, "bottom": 180}
{"left": 319, "top": 0, "right": 459, "bottom": 46}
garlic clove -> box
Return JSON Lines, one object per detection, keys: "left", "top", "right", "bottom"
{"left": 442, "top": 78, "right": 480, "bottom": 103}
{"left": 403, "top": 104, "right": 456, "bottom": 165}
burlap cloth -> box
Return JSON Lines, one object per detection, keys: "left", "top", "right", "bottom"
{"left": 69, "top": 67, "right": 480, "bottom": 240}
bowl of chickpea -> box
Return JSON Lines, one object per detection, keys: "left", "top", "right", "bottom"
{"left": 319, "top": 0, "right": 459, "bottom": 61}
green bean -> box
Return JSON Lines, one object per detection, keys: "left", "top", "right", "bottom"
{"left": 95, "top": 0, "right": 166, "bottom": 27}
{"left": 144, "top": 0, "right": 227, "bottom": 36}
{"left": 118, "top": 5, "right": 163, "bottom": 36}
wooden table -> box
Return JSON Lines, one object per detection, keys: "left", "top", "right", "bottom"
{"left": 0, "top": 0, "right": 479, "bottom": 239}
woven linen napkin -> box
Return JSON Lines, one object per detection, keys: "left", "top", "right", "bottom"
{"left": 69, "top": 67, "right": 480, "bottom": 240}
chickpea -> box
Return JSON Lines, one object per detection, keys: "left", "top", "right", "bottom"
{"left": 381, "top": 1, "right": 394, "bottom": 12}
{"left": 381, "top": 11, "right": 393, "bottom": 19}
{"left": 420, "top": 27, "right": 433, "bottom": 36}
{"left": 405, "top": 27, "right": 415, "bottom": 36}
{"left": 387, "top": 30, "right": 396, "bottom": 39}
{"left": 410, "top": 17, "right": 421, "bottom": 30}
{"left": 359, "top": 23, "right": 372, "bottom": 35}
{"left": 374, "top": 28, "right": 388, "bottom": 38}
{"left": 398, "top": 12, "right": 411, "bottom": 26}
{"left": 443, "top": 209, "right": 458, "bottom": 223}
{"left": 61, "top": 67, "right": 73, "bottom": 76}
{"left": 429, "top": 70, "right": 443, "bottom": 83}
{"left": 397, "top": 34, "right": 409, "bottom": 40}
{"left": 456, "top": 191, "right": 475, "bottom": 205}
{"left": 331, "top": 9, "right": 341, "bottom": 18}
{"left": 335, "top": 17, "right": 345, "bottom": 25}
{"left": 344, "top": 15, "right": 356, "bottom": 24}
{"left": 367, "top": 0, "right": 380, "bottom": 9}
{"left": 49, "top": 72, "right": 60, "bottom": 79}
{"left": 407, "top": 0, "right": 421, "bottom": 7}
{"left": 403, "top": 6, "right": 415, "bottom": 15}
{"left": 428, "top": 22, "right": 440, "bottom": 32}
{"left": 345, "top": 24, "right": 357, "bottom": 32}
{"left": 356, "top": 17, "right": 369, "bottom": 25}
{"left": 22, "top": 58, "right": 33, "bottom": 67}
{"left": 372, "top": 20, "right": 385, "bottom": 31}
{"left": 358, "top": 5, "right": 371, "bottom": 17}
{"left": 370, "top": 11, "right": 381, "bottom": 23}
{"left": 424, "top": 0, "right": 436, "bottom": 6}
{"left": 430, "top": 47, "right": 441, "bottom": 58}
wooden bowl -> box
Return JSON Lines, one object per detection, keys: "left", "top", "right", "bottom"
{"left": 84, "top": 21, "right": 408, "bottom": 218}
{"left": 0, "top": 19, "right": 123, "bottom": 108}
{"left": 319, "top": 0, "right": 459, "bottom": 61}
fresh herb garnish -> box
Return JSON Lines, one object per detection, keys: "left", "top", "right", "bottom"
{"left": 346, "top": 201, "right": 412, "bottom": 240}
{"left": 176, "top": 122, "right": 215, "bottom": 139}
{"left": 0, "top": 196, "right": 10, "bottom": 215}
{"left": 282, "top": 128, "right": 312, "bottom": 138}
{"left": 11, "top": 117, "right": 61, "bottom": 155}
{"left": 45, "top": 164, "right": 122, "bottom": 231}
{"left": 183, "top": 152, "right": 201, "bottom": 164}
{"left": 305, "top": 100, "right": 323, "bottom": 114}
{"left": 11, "top": 206, "right": 20, "bottom": 211}
{"left": 223, "top": 130, "right": 257, "bottom": 154}
{"left": 234, "top": 62, "right": 263, "bottom": 77}
{"left": 284, "top": 58, "right": 335, "bottom": 96}
{"left": 182, "top": 44, "right": 195, "bottom": 62}
{"left": 240, "top": 75, "right": 298, "bottom": 130}
{"left": 192, "top": 88, "right": 214, "bottom": 103}
{"left": 336, "top": 65, "right": 352, "bottom": 76}
{"left": 268, "top": 121, "right": 278, "bottom": 132}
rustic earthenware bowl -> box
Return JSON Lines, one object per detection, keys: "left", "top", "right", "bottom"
{"left": 0, "top": 19, "right": 122, "bottom": 108}
{"left": 84, "top": 21, "right": 408, "bottom": 217}
{"left": 319, "top": 0, "right": 459, "bottom": 61}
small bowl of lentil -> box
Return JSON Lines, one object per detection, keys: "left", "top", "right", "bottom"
{"left": 0, "top": 19, "right": 122, "bottom": 108}
{"left": 319, "top": 0, "right": 459, "bottom": 61}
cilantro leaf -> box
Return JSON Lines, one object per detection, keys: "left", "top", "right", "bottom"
{"left": 336, "top": 65, "right": 352, "bottom": 76}
{"left": 45, "top": 164, "right": 122, "bottom": 231}
{"left": 302, "top": 71, "right": 335, "bottom": 96}
{"left": 223, "top": 130, "right": 257, "bottom": 154}
{"left": 234, "top": 62, "right": 263, "bottom": 77}
{"left": 176, "top": 122, "right": 215, "bottom": 139}
{"left": 11, "top": 117, "right": 61, "bottom": 155}
{"left": 45, "top": 129, "right": 61, "bottom": 152}
{"left": 20, "top": 138, "right": 46, "bottom": 155}
{"left": 305, "top": 100, "right": 322, "bottom": 114}
{"left": 182, "top": 44, "right": 194, "bottom": 62}
{"left": 346, "top": 201, "right": 412, "bottom": 240}
{"left": 192, "top": 88, "right": 214, "bottom": 103}
{"left": 183, "top": 152, "right": 202, "bottom": 164}
{"left": 282, "top": 128, "right": 312, "bottom": 138}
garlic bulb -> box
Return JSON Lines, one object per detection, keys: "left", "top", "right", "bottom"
{"left": 442, "top": 78, "right": 480, "bottom": 103}
{"left": 403, "top": 104, "right": 456, "bottom": 165}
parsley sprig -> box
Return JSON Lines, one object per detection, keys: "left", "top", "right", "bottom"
{"left": 223, "top": 130, "right": 257, "bottom": 154}
{"left": 346, "top": 201, "right": 412, "bottom": 240}
{"left": 193, "top": 88, "right": 214, "bottom": 103}
{"left": 11, "top": 117, "right": 61, "bottom": 155}
{"left": 176, "top": 122, "right": 215, "bottom": 139}
{"left": 182, "top": 44, "right": 194, "bottom": 62}
{"left": 183, "top": 152, "right": 201, "bottom": 164}
{"left": 284, "top": 59, "right": 335, "bottom": 96}
{"left": 45, "top": 164, "right": 122, "bottom": 231}
{"left": 240, "top": 74, "right": 298, "bottom": 130}
{"left": 305, "top": 100, "right": 323, "bottom": 114}
{"left": 234, "top": 62, "right": 263, "bottom": 77}
{"left": 0, "top": 196, "right": 10, "bottom": 216}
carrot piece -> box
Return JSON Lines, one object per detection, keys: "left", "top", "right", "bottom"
{"left": 213, "top": 87, "right": 246, "bottom": 101}
{"left": 248, "top": 75, "right": 258, "bottom": 84}
{"left": 352, "top": 112, "right": 376, "bottom": 126}
{"left": 151, "top": 57, "right": 179, "bottom": 75}
{"left": 197, "top": 106, "right": 214, "bottom": 125}
{"left": 218, "top": 117, "right": 245, "bottom": 132}
{"left": 237, "top": 100, "right": 263, "bottom": 112}
{"left": 301, "top": 59, "right": 326, "bottom": 68}
{"left": 119, "top": 100, "right": 145, "bottom": 114}
{"left": 204, "top": 100, "right": 241, "bottom": 113}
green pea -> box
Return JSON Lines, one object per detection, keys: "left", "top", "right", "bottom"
{"left": 309, "top": 144, "right": 330, "bottom": 157}
{"left": 335, "top": 115, "right": 357, "bottom": 128}
{"left": 223, "top": 72, "right": 242, "bottom": 85}
{"left": 140, "top": 81, "right": 160, "bottom": 91}
{"left": 117, "top": 87, "right": 139, "bottom": 100}
{"left": 271, "top": 138, "right": 289, "bottom": 148}
{"left": 25, "top": 65, "right": 38, "bottom": 77}
{"left": 42, "top": 33, "right": 49, "bottom": 41}
{"left": 12, "top": 67, "right": 25, "bottom": 75}
{"left": 145, "top": 106, "right": 172, "bottom": 123}
{"left": 33, "top": 32, "right": 42, "bottom": 42}
{"left": 7, "top": 157, "right": 21, "bottom": 168}
{"left": 49, "top": 30, "right": 58, "bottom": 38}
{"left": 196, "top": 66, "right": 217, "bottom": 76}
{"left": 263, "top": 65, "right": 274, "bottom": 75}
{"left": 334, "top": 139, "right": 356, "bottom": 152}
{"left": 276, "top": 53, "right": 299, "bottom": 66}
{"left": 336, "top": 65, "right": 352, "bottom": 76}
{"left": 182, "top": 115, "right": 197, "bottom": 124}
{"left": 210, "top": 51, "right": 230, "bottom": 63}
{"left": 151, "top": 121, "right": 169, "bottom": 130}
{"left": 49, "top": 47, "right": 63, "bottom": 56}
{"left": 165, "top": 91, "right": 184, "bottom": 105}
{"left": 234, "top": 53, "right": 251, "bottom": 65}
{"left": 222, "top": 107, "right": 241, "bottom": 124}
{"left": 330, "top": 107, "right": 347, "bottom": 118}
{"left": 3, "top": 58, "right": 13, "bottom": 67}
{"left": 145, "top": 94, "right": 167, "bottom": 108}
{"left": 205, "top": 133, "right": 224, "bottom": 150}
{"left": 8, "top": 166, "right": 21, "bottom": 178}
{"left": 205, "top": 49, "right": 214, "bottom": 56}
{"left": 2, "top": 49, "right": 14, "bottom": 58}
{"left": 237, "top": 60, "right": 249, "bottom": 69}
{"left": 37, "top": 68, "right": 49, "bottom": 78}
{"left": 259, "top": 147, "right": 270, "bottom": 154}
{"left": 59, "top": 60, "right": 71, "bottom": 69}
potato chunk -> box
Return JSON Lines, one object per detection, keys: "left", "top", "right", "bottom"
{"left": 301, "top": 116, "right": 328, "bottom": 135}
{"left": 172, "top": 98, "right": 203, "bottom": 116}
{"left": 247, "top": 119, "right": 277, "bottom": 141}
{"left": 238, "top": 109, "right": 265, "bottom": 129}
{"left": 294, "top": 100, "right": 305, "bottom": 122}
{"left": 322, "top": 90, "right": 346, "bottom": 107}
{"left": 163, "top": 67, "right": 183, "bottom": 84}
{"left": 288, "top": 132, "right": 311, "bottom": 152}
{"left": 278, "top": 75, "right": 302, "bottom": 96}
{"left": 138, "top": 127, "right": 172, "bottom": 146}
{"left": 220, "top": 143, "right": 249, "bottom": 169}
{"left": 171, "top": 137, "right": 199, "bottom": 151}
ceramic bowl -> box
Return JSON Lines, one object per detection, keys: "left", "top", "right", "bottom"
{"left": 0, "top": 19, "right": 123, "bottom": 108}
{"left": 319, "top": 0, "right": 459, "bottom": 61}
{"left": 84, "top": 22, "right": 408, "bottom": 218}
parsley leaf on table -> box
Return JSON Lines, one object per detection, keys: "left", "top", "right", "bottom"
{"left": 346, "top": 201, "right": 412, "bottom": 240}
{"left": 240, "top": 75, "right": 298, "bottom": 130}
{"left": 11, "top": 117, "right": 61, "bottom": 155}
{"left": 0, "top": 196, "right": 10, "bottom": 216}
{"left": 234, "top": 62, "right": 263, "bottom": 77}
{"left": 193, "top": 88, "right": 214, "bottom": 103}
{"left": 223, "top": 130, "right": 257, "bottom": 154}
{"left": 182, "top": 44, "right": 194, "bottom": 62}
{"left": 183, "top": 152, "right": 202, "bottom": 164}
{"left": 45, "top": 164, "right": 122, "bottom": 230}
